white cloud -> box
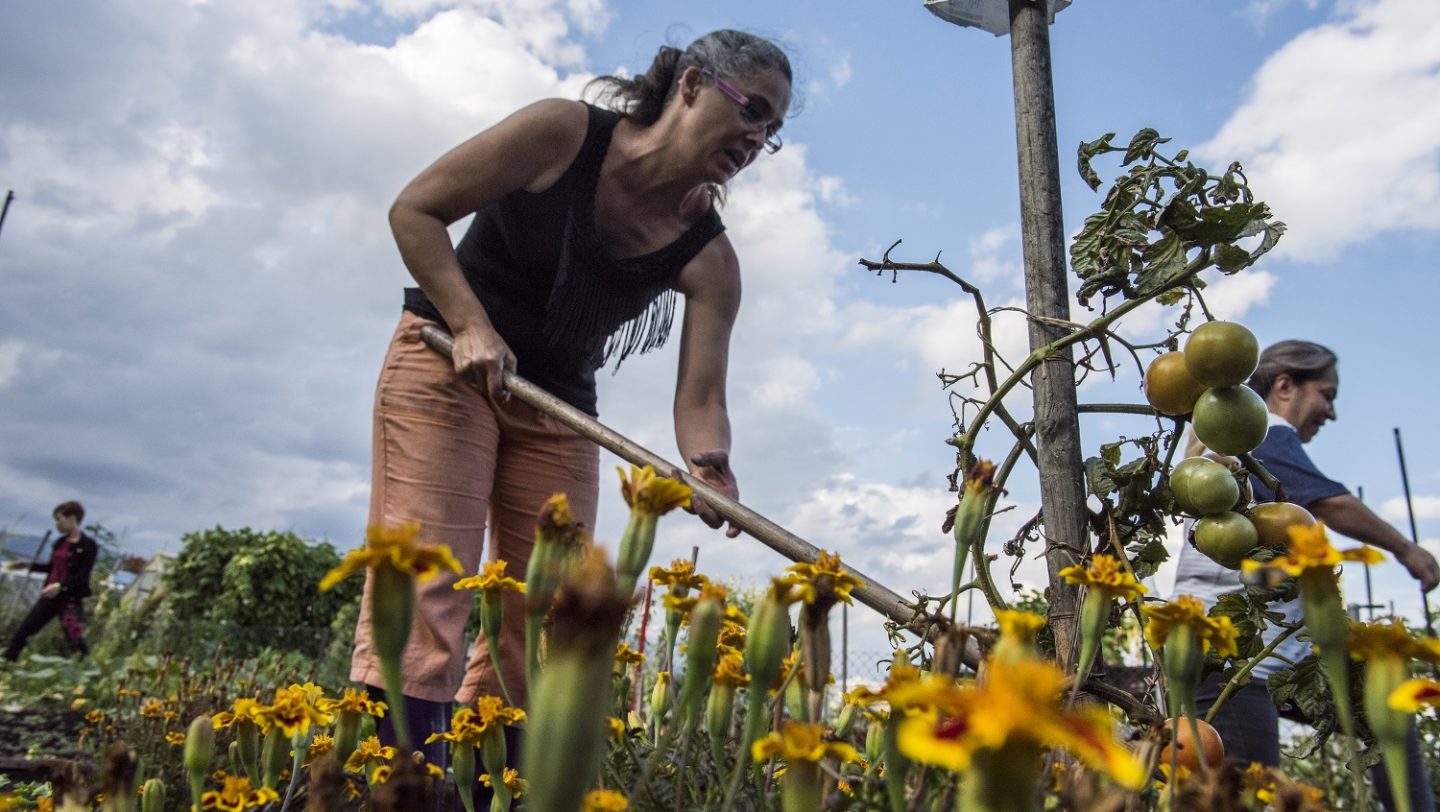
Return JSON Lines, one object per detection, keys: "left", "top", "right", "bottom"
{"left": 829, "top": 54, "right": 852, "bottom": 89}
{"left": 1380, "top": 495, "right": 1440, "bottom": 523}
{"left": 1201, "top": 0, "right": 1440, "bottom": 260}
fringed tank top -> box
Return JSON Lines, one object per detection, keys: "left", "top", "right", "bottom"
{"left": 404, "top": 103, "right": 726, "bottom": 416}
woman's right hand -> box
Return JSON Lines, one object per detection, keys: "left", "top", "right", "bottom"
{"left": 451, "top": 324, "right": 516, "bottom": 400}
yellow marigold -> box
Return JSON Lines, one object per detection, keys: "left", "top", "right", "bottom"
{"left": 1241, "top": 521, "right": 1383, "bottom": 578}
{"left": 995, "top": 609, "right": 1047, "bottom": 644}
{"left": 1389, "top": 678, "right": 1440, "bottom": 713}
{"left": 302, "top": 733, "right": 335, "bottom": 768}
{"left": 782, "top": 550, "right": 861, "bottom": 606}
{"left": 480, "top": 768, "right": 528, "bottom": 799}
{"left": 1059, "top": 554, "right": 1146, "bottom": 602}
{"left": 343, "top": 736, "right": 396, "bottom": 773}
{"left": 319, "top": 521, "right": 462, "bottom": 591}
{"left": 583, "top": 789, "right": 630, "bottom": 812}
{"left": 1347, "top": 620, "right": 1440, "bottom": 666}
{"left": 649, "top": 559, "right": 707, "bottom": 591}
{"left": 85, "top": 710, "right": 106, "bottom": 724}
{"left": 165, "top": 731, "right": 186, "bottom": 746}
{"left": 454, "top": 559, "right": 526, "bottom": 593}
{"left": 718, "top": 620, "right": 746, "bottom": 654}
{"left": 200, "top": 775, "right": 280, "bottom": 811}
{"left": 472, "top": 695, "right": 526, "bottom": 729}
{"left": 893, "top": 655, "right": 1145, "bottom": 789}
{"left": 608, "top": 716, "right": 627, "bottom": 741}
{"left": 213, "top": 698, "right": 263, "bottom": 729}
{"left": 253, "top": 685, "right": 332, "bottom": 738}
{"left": 615, "top": 642, "right": 646, "bottom": 667}
{"left": 370, "top": 765, "right": 392, "bottom": 785}
{"left": 1143, "top": 595, "right": 1239, "bottom": 658}
{"left": 317, "top": 687, "right": 387, "bottom": 718}
{"left": 752, "top": 721, "right": 862, "bottom": 764}
{"left": 140, "top": 699, "right": 165, "bottom": 718}
{"left": 713, "top": 652, "right": 750, "bottom": 688}
{"left": 848, "top": 659, "right": 923, "bottom": 709}
{"left": 618, "top": 465, "right": 693, "bottom": 516}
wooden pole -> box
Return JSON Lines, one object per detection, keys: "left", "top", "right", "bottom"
{"left": 1008, "top": 0, "right": 1086, "bottom": 669}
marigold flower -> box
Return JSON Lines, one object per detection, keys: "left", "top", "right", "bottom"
{"left": 1143, "top": 595, "right": 1239, "bottom": 658}
{"left": 1240, "top": 521, "right": 1384, "bottom": 578}
{"left": 782, "top": 550, "right": 861, "bottom": 607}
{"left": 253, "top": 685, "right": 332, "bottom": 738}
{"left": 713, "top": 652, "right": 750, "bottom": 688}
{"left": 140, "top": 699, "right": 165, "bottom": 718}
{"left": 454, "top": 559, "right": 526, "bottom": 593}
{"left": 583, "top": 789, "right": 629, "bottom": 812}
{"left": 1389, "top": 678, "right": 1440, "bottom": 713}
{"left": 480, "top": 768, "right": 528, "bottom": 799}
{"left": 165, "top": 731, "right": 186, "bottom": 746}
{"left": 85, "top": 710, "right": 106, "bottom": 724}
{"left": 752, "top": 721, "right": 862, "bottom": 764}
{"left": 618, "top": 465, "right": 693, "bottom": 515}
{"left": 1059, "top": 554, "right": 1146, "bottom": 603}
{"left": 614, "top": 642, "right": 646, "bottom": 667}
{"left": 199, "top": 776, "right": 279, "bottom": 811}
{"left": 318, "top": 687, "right": 387, "bottom": 718}
{"left": 212, "top": 698, "right": 263, "bottom": 729}
{"left": 995, "top": 609, "right": 1047, "bottom": 643}
{"left": 343, "top": 737, "right": 396, "bottom": 773}
{"left": 1347, "top": 620, "right": 1440, "bottom": 665}
{"left": 893, "top": 656, "right": 1145, "bottom": 790}
{"left": 319, "top": 521, "right": 462, "bottom": 590}
{"left": 649, "top": 559, "right": 706, "bottom": 592}
{"left": 302, "top": 733, "right": 334, "bottom": 768}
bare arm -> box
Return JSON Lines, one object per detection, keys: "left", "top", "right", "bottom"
{"left": 1309, "top": 493, "right": 1439, "bottom": 591}
{"left": 388, "top": 99, "right": 587, "bottom": 396}
{"left": 673, "top": 236, "right": 742, "bottom": 537}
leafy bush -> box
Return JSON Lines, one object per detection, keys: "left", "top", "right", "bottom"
{"left": 158, "top": 526, "right": 361, "bottom": 660}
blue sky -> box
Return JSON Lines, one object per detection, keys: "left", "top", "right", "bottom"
{"left": 2, "top": 0, "right": 1438, "bottom": 652}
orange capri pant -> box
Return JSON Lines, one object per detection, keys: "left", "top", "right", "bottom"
{"left": 350, "top": 311, "right": 600, "bottom": 706}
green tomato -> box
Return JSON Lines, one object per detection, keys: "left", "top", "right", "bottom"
{"left": 1184, "top": 321, "right": 1259, "bottom": 388}
{"left": 1194, "top": 511, "right": 1259, "bottom": 569}
{"left": 1192, "top": 385, "right": 1269, "bottom": 456}
{"left": 1170, "top": 457, "right": 1240, "bottom": 516}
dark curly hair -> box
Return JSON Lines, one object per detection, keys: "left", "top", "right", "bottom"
{"left": 586, "top": 29, "right": 793, "bottom": 126}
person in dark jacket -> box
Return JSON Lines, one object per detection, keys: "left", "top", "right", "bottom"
{"left": 5, "top": 500, "right": 97, "bottom": 660}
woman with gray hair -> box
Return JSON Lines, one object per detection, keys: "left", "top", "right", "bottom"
{"left": 1172, "top": 339, "right": 1438, "bottom": 810}
{"left": 348, "top": 29, "right": 794, "bottom": 761}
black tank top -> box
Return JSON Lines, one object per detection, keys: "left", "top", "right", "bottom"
{"left": 404, "top": 103, "right": 726, "bottom": 416}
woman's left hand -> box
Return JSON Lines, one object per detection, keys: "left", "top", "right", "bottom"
{"left": 685, "top": 450, "right": 741, "bottom": 538}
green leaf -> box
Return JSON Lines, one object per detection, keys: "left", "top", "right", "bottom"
{"left": 1127, "top": 538, "right": 1170, "bottom": 581}
{"left": 1135, "top": 230, "right": 1190, "bottom": 295}
{"left": 1085, "top": 456, "right": 1117, "bottom": 499}
{"left": 1122, "top": 128, "right": 1167, "bottom": 166}
{"left": 1077, "top": 133, "right": 1117, "bottom": 192}
{"left": 1213, "top": 243, "right": 1251, "bottom": 274}
{"left": 1250, "top": 219, "right": 1287, "bottom": 261}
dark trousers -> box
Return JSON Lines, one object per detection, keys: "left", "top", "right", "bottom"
{"left": 1198, "top": 672, "right": 1435, "bottom": 812}
{"left": 4, "top": 595, "right": 89, "bottom": 661}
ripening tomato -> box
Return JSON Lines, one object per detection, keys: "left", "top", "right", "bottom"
{"left": 1184, "top": 321, "right": 1259, "bottom": 388}
{"left": 1160, "top": 717, "right": 1225, "bottom": 772}
{"left": 1249, "top": 502, "right": 1316, "bottom": 551}
{"left": 1145, "top": 351, "right": 1208, "bottom": 416}
{"left": 1192, "top": 385, "right": 1269, "bottom": 456}
{"left": 1170, "top": 457, "right": 1240, "bottom": 516}
{"left": 1194, "top": 511, "right": 1259, "bottom": 569}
